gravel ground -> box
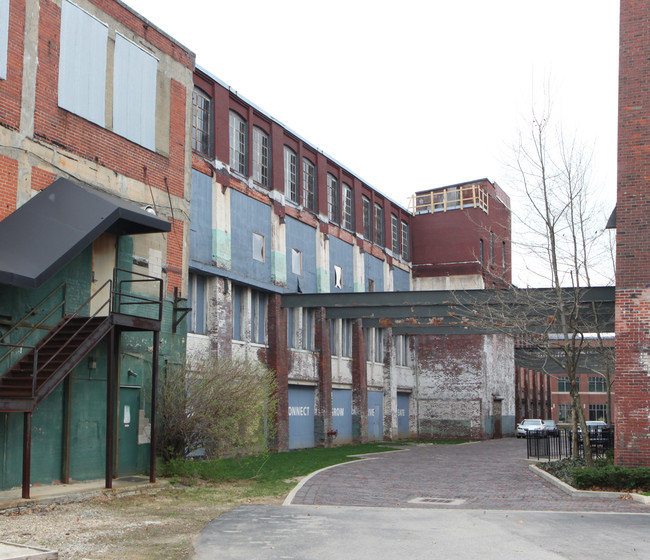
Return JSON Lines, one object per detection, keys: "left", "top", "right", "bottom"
{"left": 1, "top": 483, "right": 284, "bottom": 559}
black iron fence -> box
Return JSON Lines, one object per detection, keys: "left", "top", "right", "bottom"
{"left": 525, "top": 426, "right": 614, "bottom": 460}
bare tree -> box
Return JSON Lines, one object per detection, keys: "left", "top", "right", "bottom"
{"left": 453, "top": 104, "right": 614, "bottom": 466}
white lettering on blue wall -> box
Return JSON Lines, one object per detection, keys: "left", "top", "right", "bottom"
{"left": 397, "top": 409, "right": 406, "bottom": 417}
{"left": 368, "top": 408, "right": 375, "bottom": 416}
{"left": 289, "top": 406, "right": 310, "bottom": 416}
{"left": 332, "top": 407, "right": 345, "bottom": 416}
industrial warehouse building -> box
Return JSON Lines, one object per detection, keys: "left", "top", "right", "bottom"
{"left": 1, "top": 0, "right": 519, "bottom": 493}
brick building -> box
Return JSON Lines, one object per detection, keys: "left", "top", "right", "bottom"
{"left": 0, "top": 0, "right": 193, "bottom": 492}
{"left": 186, "top": 65, "right": 514, "bottom": 448}
{"left": 0, "top": 0, "right": 518, "bottom": 493}
{"left": 615, "top": 0, "right": 650, "bottom": 466}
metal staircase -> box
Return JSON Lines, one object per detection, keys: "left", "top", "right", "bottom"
{"left": 0, "top": 315, "right": 112, "bottom": 412}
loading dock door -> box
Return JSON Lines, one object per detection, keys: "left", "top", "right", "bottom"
{"left": 397, "top": 392, "right": 410, "bottom": 439}
{"left": 288, "top": 385, "right": 315, "bottom": 449}
{"left": 367, "top": 391, "right": 383, "bottom": 441}
{"left": 331, "top": 389, "right": 352, "bottom": 444}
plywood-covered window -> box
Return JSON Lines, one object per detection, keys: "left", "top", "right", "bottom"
{"left": 58, "top": 0, "right": 108, "bottom": 126}
{"left": 0, "top": 0, "right": 9, "bottom": 80}
{"left": 113, "top": 33, "right": 158, "bottom": 150}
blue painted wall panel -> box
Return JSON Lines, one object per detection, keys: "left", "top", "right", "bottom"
{"left": 364, "top": 254, "right": 384, "bottom": 292}
{"left": 190, "top": 170, "right": 212, "bottom": 265}
{"left": 230, "top": 190, "right": 272, "bottom": 283}
{"left": 367, "top": 391, "right": 383, "bottom": 441}
{"left": 397, "top": 392, "right": 410, "bottom": 438}
{"left": 288, "top": 385, "right": 315, "bottom": 449}
{"left": 394, "top": 267, "right": 410, "bottom": 291}
{"left": 331, "top": 389, "right": 352, "bottom": 444}
{"left": 329, "top": 237, "right": 354, "bottom": 292}
{"left": 285, "top": 217, "right": 317, "bottom": 293}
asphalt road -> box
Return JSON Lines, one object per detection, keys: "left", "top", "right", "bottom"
{"left": 195, "top": 439, "right": 650, "bottom": 559}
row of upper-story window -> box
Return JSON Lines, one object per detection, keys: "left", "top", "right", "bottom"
{"left": 0, "top": 0, "right": 7, "bottom": 81}
{"left": 188, "top": 274, "right": 410, "bottom": 365}
{"left": 192, "top": 85, "right": 410, "bottom": 260}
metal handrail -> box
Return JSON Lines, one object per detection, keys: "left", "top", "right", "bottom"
{"left": 0, "top": 282, "right": 66, "bottom": 369}
{"left": 0, "top": 342, "right": 39, "bottom": 397}
{"left": 113, "top": 267, "right": 164, "bottom": 322}
{"left": 35, "top": 280, "right": 113, "bottom": 380}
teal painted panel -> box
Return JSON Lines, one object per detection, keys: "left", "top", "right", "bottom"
{"left": 69, "top": 378, "right": 107, "bottom": 481}
{"left": 31, "top": 385, "right": 64, "bottom": 484}
{"left": 0, "top": 412, "right": 23, "bottom": 489}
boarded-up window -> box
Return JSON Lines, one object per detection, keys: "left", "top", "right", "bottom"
{"left": 113, "top": 33, "right": 157, "bottom": 150}
{"left": 0, "top": 0, "right": 9, "bottom": 80}
{"left": 58, "top": 0, "right": 108, "bottom": 126}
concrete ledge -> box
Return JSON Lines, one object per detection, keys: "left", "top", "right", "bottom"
{"left": 0, "top": 541, "right": 57, "bottom": 559}
{"left": 529, "top": 464, "right": 650, "bottom": 505}
{"left": 0, "top": 480, "right": 169, "bottom": 515}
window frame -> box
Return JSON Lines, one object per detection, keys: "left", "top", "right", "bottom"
{"left": 327, "top": 173, "right": 340, "bottom": 225}
{"left": 362, "top": 196, "right": 372, "bottom": 239}
{"left": 302, "top": 157, "right": 317, "bottom": 211}
{"left": 187, "top": 274, "right": 207, "bottom": 335}
{"left": 251, "top": 289, "right": 267, "bottom": 345}
{"left": 192, "top": 87, "right": 212, "bottom": 156}
{"left": 252, "top": 232, "right": 265, "bottom": 262}
{"left": 588, "top": 376, "right": 607, "bottom": 393}
{"left": 284, "top": 146, "right": 298, "bottom": 203}
{"left": 229, "top": 111, "right": 248, "bottom": 175}
{"left": 291, "top": 248, "right": 302, "bottom": 276}
{"left": 391, "top": 214, "right": 399, "bottom": 254}
{"left": 0, "top": 0, "right": 8, "bottom": 81}
{"left": 401, "top": 221, "right": 410, "bottom": 260}
{"left": 342, "top": 183, "right": 354, "bottom": 231}
{"left": 374, "top": 203, "right": 384, "bottom": 246}
{"left": 253, "top": 126, "right": 270, "bottom": 187}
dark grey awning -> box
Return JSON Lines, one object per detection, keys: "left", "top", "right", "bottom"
{"left": 0, "top": 178, "right": 171, "bottom": 289}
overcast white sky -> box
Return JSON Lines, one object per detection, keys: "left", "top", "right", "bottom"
{"left": 125, "top": 0, "right": 620, "bottom": 283}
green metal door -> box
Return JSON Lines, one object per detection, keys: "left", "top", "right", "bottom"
{"left": 118, "top": 387, "right": 140, "bottom": 476}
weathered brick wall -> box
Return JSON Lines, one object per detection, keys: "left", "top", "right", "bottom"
{"left": 616, "top": 0, "right": 650, "bottom": 466}
{"left": 0, "top": 0, "right": 24, "bottom": 131}
{"left": 416, "top": 333, "right": 514, "bottom": 439}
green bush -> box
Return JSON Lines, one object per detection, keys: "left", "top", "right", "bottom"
{"left": 573, "top": 466, "right": 650, "bottom": 491}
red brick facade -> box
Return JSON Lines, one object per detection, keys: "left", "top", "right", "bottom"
{"left": 616, "top": 1, "right": 650, "bottom": 466}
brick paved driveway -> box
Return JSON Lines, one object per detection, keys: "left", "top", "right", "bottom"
{"left": 288, "top": 438, "right": 650, "bottom": 513}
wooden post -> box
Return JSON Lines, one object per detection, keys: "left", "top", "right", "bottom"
{"left": 150, "top": 330, "right": 159, "bottom": 483}
{"left": 22, "top": 411, "right": 32, "bottom": 499}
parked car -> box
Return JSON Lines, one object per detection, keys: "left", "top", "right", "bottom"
{"left": 516, "top": 418, "right": 546, "bottom": 438}
{"left": 543, "top": 419, "right": 559, "bottom": 434}
{"left": 578, "top": 420, "right": 608, "bottom": 433}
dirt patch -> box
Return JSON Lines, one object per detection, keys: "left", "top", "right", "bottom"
{"left": 1, "top": 482, "right": 284, "bottom": 559}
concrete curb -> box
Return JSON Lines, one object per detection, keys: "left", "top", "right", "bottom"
{"left": 529, "top": 464, "right": 650, "bottom": 505}
{"left": 0, "top": 481, "right": 170, "bottom": 515}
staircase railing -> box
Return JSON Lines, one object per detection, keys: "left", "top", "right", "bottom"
{"left": 0, "top": 279, "right": 112, "bottom": 398}
{"left": 112, "top": 267, "right": 163, "bottom": 321}
{"left": 0, "top": 282, "right": 66, "bottom": 374}
{"left": 35, "top": 279, "right": 113, "bottom": 386}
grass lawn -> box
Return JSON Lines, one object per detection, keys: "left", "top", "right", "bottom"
{"left": 160, "top": 440, "right": 466, "bottom": 496}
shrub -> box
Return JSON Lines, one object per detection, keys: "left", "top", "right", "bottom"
{"left": 157, "top": 355, "right": 277, "bottom": 461}
{"left": 573, "top": 466, "right": 650, "bottom": 491}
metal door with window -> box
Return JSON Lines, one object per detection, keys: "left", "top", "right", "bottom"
{"left": 288, "top": 385, "right": 315, "bottom": 449}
